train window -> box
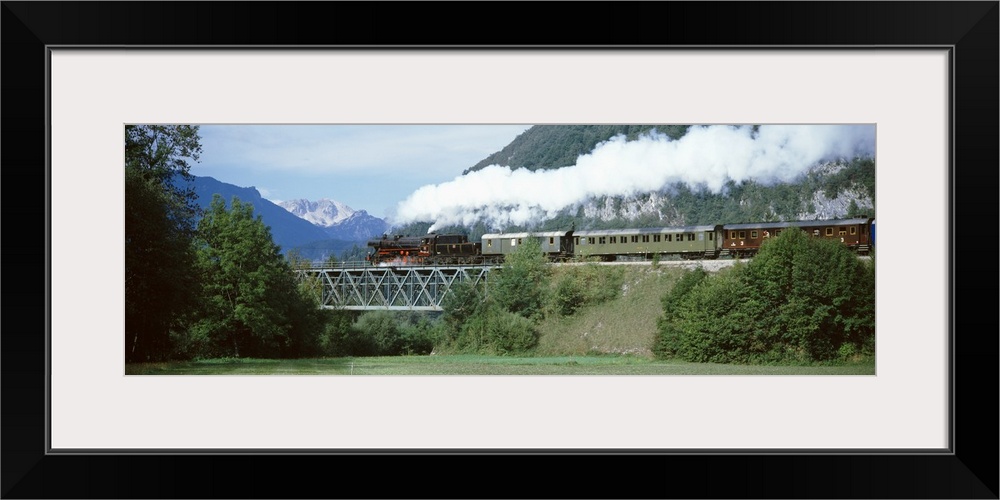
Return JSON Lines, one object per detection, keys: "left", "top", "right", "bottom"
{"left": 751, "top": 230, "right": 758, "bottom": 239}
{"left": 653, "top": 235, "right": 660, "bottom": 242}
{"left": 708, "top": 233, "right": 714, "bottom": 240}
{"left": 518, "top": 238, "right": 523, "bottom": 244}
{"left": 730, "top": 231, "right": 737, "bottom": 239}
{"left": 689, "top": 234, "right": 696, "bottom": 241}
{"left": 511, "top": 238, "right": 517, "bottom": 246}
{"left": 839, "top": 227, "right": 846, "bottom": 236}
{"left": 610, "top": 236, "right": 616, "bottom": 244}
{"left": 739, "top": 231, "right": 746, "bottom": 239}
{"left": 549, "top": 237, "right": 554, "bottom": 245}
{"left": 666, "top": 234, "right": 672, "bottom": 242}
{"left": 825, "top": 228, "right": 834, "bottom": 236}
{"left": 599, "top": 237, "right": 606, "bottom": 244}
{"left": 588, "top": 237, "right": 595, "bottom": 244}
{"left": 850, "top": 227, "right": 857, "bottom": 235}
{"left": 699, "top": 233, "right": 704, "bottom": 241}
{"left": 575, "top": 237, "right": 580, "bottom": 245}
{"left": 487, "top": 239, "right": 492, "bottom": 248}
{"left": 774, "top": 229, "right": 781, "bottom": 236}
{"left": 642, "top": 235, "right": 650, "bottom": 243}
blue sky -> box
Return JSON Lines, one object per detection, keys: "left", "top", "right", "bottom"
{"left": 192, "top": 124, "right": 532, "bottom": 218}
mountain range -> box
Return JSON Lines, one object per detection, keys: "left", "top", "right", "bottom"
{"left": 188, "top": 176, "right": 388, "bottom": 260}
{"left": 277, "top": 198, "right": 389, "bottom": 242}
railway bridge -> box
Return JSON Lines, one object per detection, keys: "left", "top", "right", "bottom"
{"left": 295, "top": 263, "right": 500, "bottom": 311}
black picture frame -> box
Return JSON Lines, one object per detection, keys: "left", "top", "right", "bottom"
{"left": 3, "top": 2, "right": 997, "bottom": 498}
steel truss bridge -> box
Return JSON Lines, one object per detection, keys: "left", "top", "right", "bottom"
{"left": 295, "top": 264, "right": 500, "bottom": 311}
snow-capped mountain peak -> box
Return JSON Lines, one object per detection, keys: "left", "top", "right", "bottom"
{"left": 277, "top": 197, "right": 390, "bottom": 241}
{"left": 278, "top": 198, "right": 356, "bottom": 228}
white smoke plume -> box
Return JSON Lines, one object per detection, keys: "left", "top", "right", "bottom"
{"left": 393, "top": 125, "right": 875, "bottom": 232}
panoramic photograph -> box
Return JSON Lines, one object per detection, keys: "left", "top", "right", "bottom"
{"left": 124, "top": 124, "right": 876, "bottom": 375}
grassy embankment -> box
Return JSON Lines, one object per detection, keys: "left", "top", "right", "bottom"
{"left": 535, "top": 262, "right": 677, "bottom": 357}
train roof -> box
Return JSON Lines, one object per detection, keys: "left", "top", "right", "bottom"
{"left": 481, "top": 231, "right": 569, "bottom": 239}
{"left": 575, "top": 225, "right": 718, "bottom": 236}
{"left": 723, "top": 217, "right": 874, "bottom": 230}
{"left": 479, "top": 219, "right": 871, "bottom": 239}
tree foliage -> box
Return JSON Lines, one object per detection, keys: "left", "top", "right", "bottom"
{"left": 654, "top": 229, "right": 875, "bottom": 364}
{"left": 552, "top": 264, "right": 624, "bottom": 316}
{"left": 184, "top": 195, "right": 324, "bottom": 358}
{"left": 434, "top": 243, "right": 545, "bottom": 355}
{"left": 455, "top": 306, "right": 539, "bottom": 355}
{"left": 653, "top": 267, "right": 709, "bottom": 358}
{"left": 439, "top": 279, "right": 487, "bottom": 341}
{"left": 490, "top": 236, "right": 550, "bottom": 321}
{"left": 349, "top": 311, "right": 435, "bottom": 356}
{"left": 124, "top": 125, "right": 203, "bottom": 362}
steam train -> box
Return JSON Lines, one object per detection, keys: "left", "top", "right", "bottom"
{"left": 366, "top": 216, "right": 875, "bottom": 266}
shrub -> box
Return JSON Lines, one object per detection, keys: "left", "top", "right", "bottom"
{"left": 358, "top": 312, "right": 401, "bottom": 354}
{"left": 553, "top": 274, "right": 586, "bottom": 316}
{"left": 655, "top": 228, "right": 875, "bottom": 365}
{"left": 321, "top": 311, "right": 374, "bottom": 357}
{"left": 491, "top": 237, "right": 550, "bottom": 321}
{"left": 439, "top": 279, "right": 487, "bottom": 345}
{"left": 550, "top": 264, "right": 624, "bottom": 317}
{"left": 653, "top": 267, "right": 708, "bottom": 359}
{"left": 455, "top": 304, "right": 539, "bottom": 355}
{"left": 397, "top": 314, "right": 436, "bottom": 355}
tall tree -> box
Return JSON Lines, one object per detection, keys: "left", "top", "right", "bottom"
{"left": 490, "top": 236, "right": 550, "bottom": 321}
{"left": 124, "top": 125, "right": 202, "bottom": 362}
{"left": 189, "top": 195, "right": 322, "bottom": 358}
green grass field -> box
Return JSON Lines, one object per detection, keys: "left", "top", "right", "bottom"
{"left": 125, "top": 355, "right": 875, "bottom": 375}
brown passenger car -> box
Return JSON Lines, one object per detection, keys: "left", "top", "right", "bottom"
{"left": 721, "top": 217, "right": 874, "bottom": 258}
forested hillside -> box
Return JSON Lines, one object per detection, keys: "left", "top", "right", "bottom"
{"left": 395, "top": 125, "right": 875, "bottom": 238}
{"left": 464, "top": 125, "right": 691, "bottom": 174}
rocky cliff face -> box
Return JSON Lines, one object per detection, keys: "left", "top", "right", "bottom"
{"left": 574, "top": 160, "right": 874, "bottom": 226}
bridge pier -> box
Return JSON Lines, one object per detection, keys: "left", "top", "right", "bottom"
{"left": 295, "top": 264, "right": 499, "bottom": 311}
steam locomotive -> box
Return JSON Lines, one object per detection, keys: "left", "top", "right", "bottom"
{"left": 366, "top": 233, "right": 488, "bottom": 266}
{"left": 366, "top": 216, "right": 875, "bottom": 266}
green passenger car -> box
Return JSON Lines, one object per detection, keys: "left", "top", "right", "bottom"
{"left": 573, "top": 225, "right": 723, "bottom": 260}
